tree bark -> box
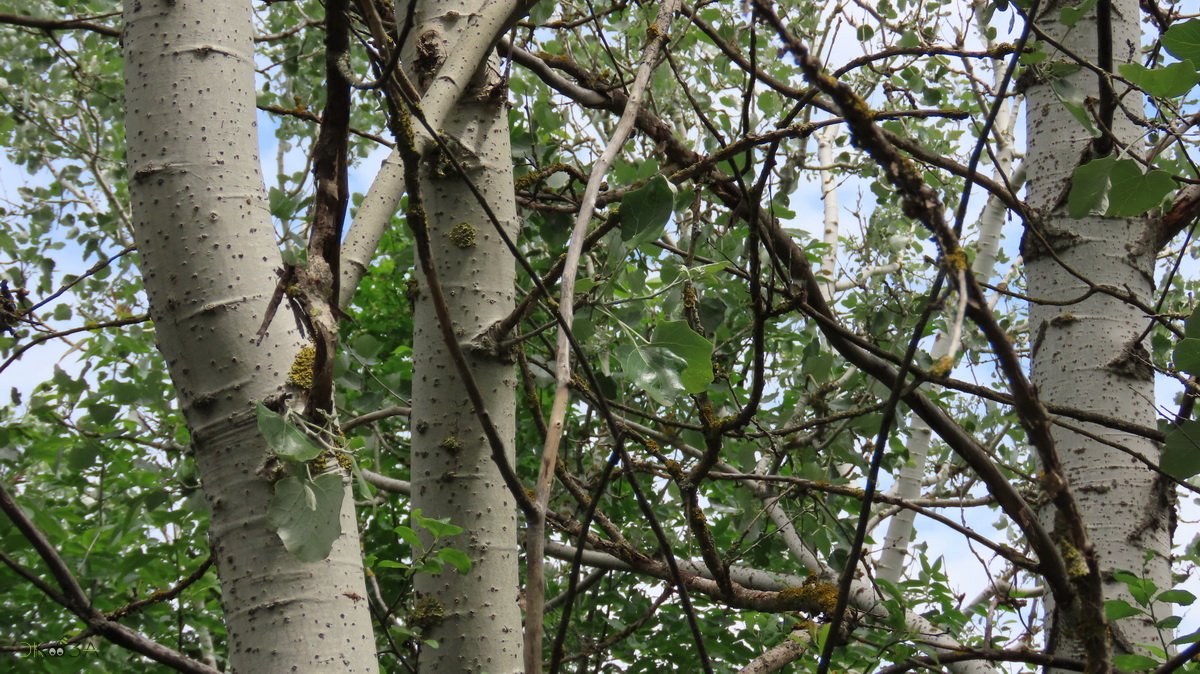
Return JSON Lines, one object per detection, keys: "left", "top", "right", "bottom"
{"left": 399, "top": 0, "right": 524, "bottom": 670}
{"left": 122, "top": 2, "right": 376, "bottom": 670}
{"left": 1023, "top": 0, "right": 1171, "bottom": 663}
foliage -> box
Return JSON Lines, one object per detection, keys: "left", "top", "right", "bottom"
{"left": 1, "top": 0, "right": 1200, "bottom": 672}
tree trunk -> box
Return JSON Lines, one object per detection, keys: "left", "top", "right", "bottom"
{"left": 122, "top": 2, "right": 376, "bottom": 671}
{"left": 399, "top": 0, "right": 525, "bottom": 670}
{"left": 1023, "top": 0, "right": 1171, "bottom": 663}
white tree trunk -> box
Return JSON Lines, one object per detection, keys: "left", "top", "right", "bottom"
{"left": 122, "top": 2, "right": 376, "bottom": 671}
{"left": 817, "top": 126, "right": 840, "bottom": 297}
{"left": 400, "top": 0, "right": 524, "bottom": 670}
{"left": 1024, "top": 0, "right": 1171, "bottom": 662}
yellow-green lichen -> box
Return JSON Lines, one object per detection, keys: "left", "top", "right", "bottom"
{"left": 929, "top": 355, "right": 955, "bottom": 378}
{"left": 514, "top": 162, "right": 573, "bottom": 191}
{"left": 310, "top": 451, "right": 330, "bottom": 473}
{"left": 287, "top": 343, "right": 317, "bottom": 389}
{"left": 569, "top": 373, "right": 590, "bottom": 394}
{"left": 713, "top": 363, "right": 728, "bottom": 381}
{"left": 410, "top": 596, "right": 444, "bottom": 631}
{"left": 683, "top": 283, "right": 698, "bottom": 310}
{"left": 439, "top": 435, "right": 463, "bottom": 452}
{"left": 448, "top": 222, "right": 477, "bottom": 249}
{"left": 943, "top": 247, "right": 969, "bottom": 271}
{"left": 778, "top": 577, "right": 840, "bottom": 615}
{"left": 663, "top": 459, "right": 683, "bottom": 479}
{"left": 514, "top": 171, "right": 540, "bottom": 191}
{"left": 1060, "top": 540, "right": 1089, "bottom": 578}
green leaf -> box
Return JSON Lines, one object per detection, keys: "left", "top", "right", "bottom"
{"left": 1111, "top": 654, "right": 1158, "bottom": 672}
{"left": 527, "top": 0, "right": 555, "bottom": 24}
{"left": 1164, "top": 19, "right": 1200, "bottom": 63}
{"left": 623, "top": 343, "right": 689, "bottom": 406}
{"left": 1049, "top": 76, "right": 1100, "bottom": 137}
{"left": 1104, "top": 598, "right": 1143, "bottom": 620}
{"left": 87, "top": 403, "right": 119, "bottom": 425}
{"left": 619, "top": 175, "right": 676, "bottom": 247}
{"left": 1160, "top": 615, "right": 1183, "bottom": 629}
{"left": 414, "top": 558, "right": 445, "bottom": 575}
{"left": 393, "top": 525, "right": 422, "bottom": 549}
{"left": 435, "top": 548, "right": 472, "bottom": 574}
{"left": 650, "top": 321, "right": 714, "bottom": 394}
{"left": 267, "top": 474, "right": 346, "bottom": 562}
{"left": 1119, "top": 61, "right": 1200, "bottom": 99}
{"left": 415, "top": 512, "right": 463, "bottom": 539}
{"left": 1059, "top": 0, "right": 1097, "bottom": 26}
{"left": 1158, "top": 589, "right": 1196, "bottom": 606}
{"left": 376, "top": 560, "right": 407, "bottom": 569}
{"left": 1067, "top": 155, "right": 1115, "bottom": 218}
{"left": 67, "top": 439, "right": 101, "bottom": 473}
{"left": 268, "top": 186, "right": 298, "bottom": 220}
{"left": 1186, "top": 306, "right": 1200, "bottom": 339}
{"left": 1162, "top": 419, "right": 1200, "bottom": 479}
{"left": 1174, "top": 338, "right": 1200, "bottom": 375}
{"left": 620, "top": 322, "right": 714, "bottom": 405}
{"left": 1106, "top": 159, "right": 1176, "bottom": 216}
{"left": 351, "top": 333, "right": 387, "bottom": 361}
{"left": 256, "top": 402, "right": 321, "bottom": 462}
{"left": 112, "top": 381, "right": 145, "bottom": 404}
{"left": 1112, "top": 570, "right": 1157, "bottom": 606}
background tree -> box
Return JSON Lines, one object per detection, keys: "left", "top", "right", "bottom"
{"left": 2, "top": 0, "right": 1200, "bottom": 673}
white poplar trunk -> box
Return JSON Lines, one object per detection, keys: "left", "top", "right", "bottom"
{"left": 1024, "top": 0, "right": 1171, "bottom": 662}
{"left": 817, "top": 126, "right": 839, "bottom": 297}
{"left": 400, "top": 0, "right": 524, "bottom": 670}
{"left": 122, "top": 2, "right": 376, "bottom": 671}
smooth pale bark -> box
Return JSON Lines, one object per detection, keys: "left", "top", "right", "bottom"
{"left": 816, "top": 126, "right": 839, "bottom": 298}
{"left": 340, "top": 0, "right": 532, "bottom": 308}
{"left": 1024, "top": 0, "right": 1171, "bottom": 663}
{"left": 122, "top": 2, "right": 375, "bottom": 671}
{"left": 399, "top": 0, "right": 524, "bottom": 670}
{"left": 341, "top": 153, "right": 405, "bottom": 308}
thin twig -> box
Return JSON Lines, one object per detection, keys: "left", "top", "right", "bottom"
{"left": 525, "top": 1, "right": 686, "bottom": 672}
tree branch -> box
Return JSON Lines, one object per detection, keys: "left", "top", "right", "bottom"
{"left": 0, "top": 482, "right": 220, "bottom": 674}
